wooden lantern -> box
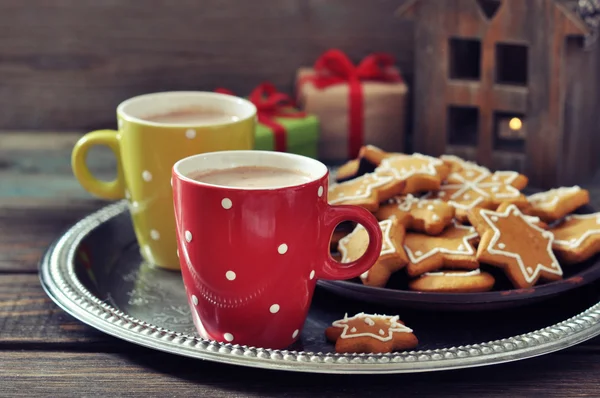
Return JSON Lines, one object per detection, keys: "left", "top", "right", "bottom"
{"left": 396, "top": 0, "right": 600, "bottom": 189}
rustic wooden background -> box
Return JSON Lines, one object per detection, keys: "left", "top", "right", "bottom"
{"left": 0, "top": 0, "right": 420, "bottom": 132}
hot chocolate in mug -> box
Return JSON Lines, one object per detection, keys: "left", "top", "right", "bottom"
{"left": 171, "top": 150, "right": 383, "bottom": 349}
{"left": 71, "top": 91, "right": 257, "bottom": 270}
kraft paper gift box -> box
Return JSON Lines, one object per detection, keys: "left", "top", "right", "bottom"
{"left": 295, "top": 49, "right": 408, "bottom": 163}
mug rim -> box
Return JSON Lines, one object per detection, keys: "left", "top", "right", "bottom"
{"left": 116, "top": 91, "right": 258, "bottom": 128}
{"left": 172, "top": 150, "right": 329, "bottom": 191}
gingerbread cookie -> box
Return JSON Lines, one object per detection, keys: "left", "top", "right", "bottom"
{"left": 467, "top": 204, "right": 563, "bottom": 289}
{"left": 426, "top": 163, "right": 528, "bottom": 222}
{"left": 338, "top": 217, "right": 408, "bottom": 287}
{"left": 325, "top": 312, "right": 418, "bottom": 354}
{"left": 408, "top": 269, "right": 495, "bottom": 293}
{"left": 404, "top": 220, "right": 480, "bottom": 277}
{"left": 375, "top": 194, "right": 455, "bottom": 235}
{"left": 328, "top": 172, "right": 406, "bottom": 212}
{"left": 374, "top": 153, "right": 451, "bottom": 194}
{"left": 439, "top": 154, "right": 489, "bottom": 174}
{"left": 551, "top": 213, "right": 600, "bottom": 264}
{"left": 496, "top": 202, "right": 549, "bottom": 229}
{"left": 526, "top": 186, "right": 590, "bottom": 223}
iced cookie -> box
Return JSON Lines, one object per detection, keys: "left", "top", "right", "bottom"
{"left": 338, "top": 217, "right": 408, "bottom": 287}
{"left": 374, "top": 153, "right": 451, "bottom": 194}
{"left": 551, "top": 213, "right": 600, "bottom": 264}
{"left": 439, "top": 154, "right": 489, "bottom": 174}
{"left": 404, "top": 220, "right": 480, "bottom": 277}
{"left": 526, "top": 186, "right": 590, "bottom": 223}
{"left": 496, "top": 202, "right": 549, "bottom": 229}
{"left": 408, "top": 269, "right": 495, "bottom": 293}
{"left": 426, "top": 163, "right": 528, "bottom": 222}
{"left": 325, "top": 312, "right": 418, "bottom": 354}
{"left": 375, "top": 194, "right": 455, "bottom": 235}
{"left": 328, "top": 172, "right": 406, "bottom": 212}
{"left": 467, "top": 204, "right": 563, "bottom": 289}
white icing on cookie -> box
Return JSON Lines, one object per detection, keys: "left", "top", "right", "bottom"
{"left": 404, "top": 220, "right": 478, "bottom": 264}
{"left": 423, "top": 269, "right": 482, "bottom": 277}
{"left": 338, "top": 219, "right": 396, "bottom": 263}
{"left": 332, "top": 312, "right": 413, "bottom": 342}
{"left": 552, "top": 213, "right": 600, "bottom": 249}
{"left": 527, "top": 186, "right": 582, "bottom": 209}
{"left": 376, "top": 153, "right": 444, "bottom": 180}
{"left": 328, "top": 173, "right": 394, "bottom": 205}
{"left": 478, "top": 204, "right": 562, "bottom": 283}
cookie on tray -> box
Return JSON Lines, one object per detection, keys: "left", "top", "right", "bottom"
{"left": 328, "top": 172, "right": 406, "bottom": 212}
{"left": 338, "top": 217, "right": 408, "bottom": 287}
{"left": 526, "top": 186, "right": 590, "bottom": 223}
{"left": 375, "top": 194, "right": 455, "bottom": 235}
{"left": 403, "top": 220, "right": 480, "bottom": 277}
{"left": 325, "top": 312, "right": 418, "bottom": 354}
{"left": 374, "top": 153, "right": 451, "bottom": 194}
{"left": 551, "top": 213, "right": 600, "bottom": 265}
{"left": 467, "top": 204, "right": 563, "bottom": 289}
{"left": 408, "top": 269, "right": 495, "bottom": 293}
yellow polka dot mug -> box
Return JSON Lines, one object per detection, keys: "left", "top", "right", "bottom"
{"left": 71, "top": 91, "right": 257, "bottom": 270}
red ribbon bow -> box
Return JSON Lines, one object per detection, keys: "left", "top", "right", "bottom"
{"left": 216, "top": 82, "right": 305, "bottom": 152}
{"left": 302, "top": 49, "right": 402, "bottom": 158}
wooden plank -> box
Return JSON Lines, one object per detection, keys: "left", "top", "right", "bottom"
{"left": 0, "top": 0, "right": 415, "bottom": 131}
{"left": 0, "top": 199, "right": 107, "bottom": 272}
{"left": 0, "top": 274, "right": 119, "bottom": 345}
{"left": 1, "top": 347, "right": 600, "bottom": 397}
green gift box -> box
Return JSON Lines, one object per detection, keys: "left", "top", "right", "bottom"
{"left": 254, "top": 115, "right": 319, "bottom": 159}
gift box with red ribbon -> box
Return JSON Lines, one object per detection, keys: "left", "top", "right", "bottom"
{"left": 296, "top": 49, "right": 408, "bottom": 163}
{"left": 216, "top": 83, "right": 319, "bottom": 159}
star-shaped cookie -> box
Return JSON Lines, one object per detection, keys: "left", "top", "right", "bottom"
{"left": 375, "top": 194, "right": 455, "bottom": 235}
{"left": 403, "top": 220, "right": 480, "bottom": 277}
{"left": 338, "top": 217, "right": 408, "bottom": 287}
{"left": 426, "top": 162, "right": 528, "bottom": 222}
{"left": 496, "top": 202, "right": 549, "bottom": 229}
{"left": 526, "top": 186, "right": 590, "bottom": 222}
{"left": 551, "top": 213, "right": 600, "bottom": 264}
{"left": 328, "top": 172, "right": 406, "bottom": 212}
{"left": 467, "top": 204, "right": 563, "bottom": 289}
{"left": 374, "top": 153, "right": 451, "bottom": 194}
{"left": 325, "top": 312, "right": 418, "bottom": 354}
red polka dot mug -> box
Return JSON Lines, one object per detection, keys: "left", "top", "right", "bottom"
{"left": 172, "top": 150, "right": 383, "bottom": 349}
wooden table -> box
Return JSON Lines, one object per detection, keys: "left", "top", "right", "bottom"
{"left": 3, "top": 132, "right": 600, "bottom": 397}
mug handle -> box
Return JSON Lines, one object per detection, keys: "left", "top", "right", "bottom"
{"left": 320, "top": 205, "right": 383, "bottom": 280}
{"left": 71, "top": 129, "right": 125, "bottom": 200}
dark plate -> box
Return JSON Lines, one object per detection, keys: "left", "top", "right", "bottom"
{"left": 318, "top": 200, "right": 600, "bottom": 311}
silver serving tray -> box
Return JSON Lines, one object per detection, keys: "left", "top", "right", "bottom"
{"left": 40, "top": 200, "right": 600, "bottom": 374}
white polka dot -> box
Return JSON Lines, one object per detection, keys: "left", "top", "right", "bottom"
{"left": 142, "top": 170, "right": 152, "bottom": 182}
{"left": 427, "top": 205, "right": 434, "bottom": 210}
{"left": 491, "top": 216, "right": 499, "bottom": 221}
{"left": 415, "top": 250, "right": 423, "bottom": 256}
{"left": 292, "top": 329, "right": 299, "bottom": 338}
{"left": 150, "top": 229, "right": 160, "bottom": 240}
{"left": 498, "top": 243, "right": 506, "bottom": 249}
{"left": 439, "top": 191, "right": 446, "bottom": 197}
{"left": 309, "top": 270, "right": 315, "bottom": 280}
{"left": 351, "top": 327, "right": 357, "bottom": 333}
{"left": 463, "top": 194, "right": 471, "bottom": 200}
{"left": 528, "top": 267, "right": 534, "bottom": 274}
{"left": 491, "top": 186, "right": 499, "bottom": 193}
{"left": 492, "top": 175, "right": 499, "bottom": 181}
{"left": 278, "top": 243, "right": 288, "bottom": 254}
{"left": 432, "top": 214, "right": 440, "bottom": 221}
{"left": 185, "top": 231, "right": 192, "bottom": 242}
{"left": 185, "top": 129, "right": 196, "bottom": 139}
{"left": 221, "top": 198, "right": 232, "bottom": 209}
{"left": 318, "top": 186, "right": 324, "bottom": 197}
{"left": 224, "top": 333, "right": 234, "bottom": 342}
{"left": 192, "top": 295, "right": 198, "bottom": 305}
{"left": 269, "top": 304, "right": 280, "bottom": 314}
{"left": 226, "top": 271, "right": 236, "bottom": 281}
